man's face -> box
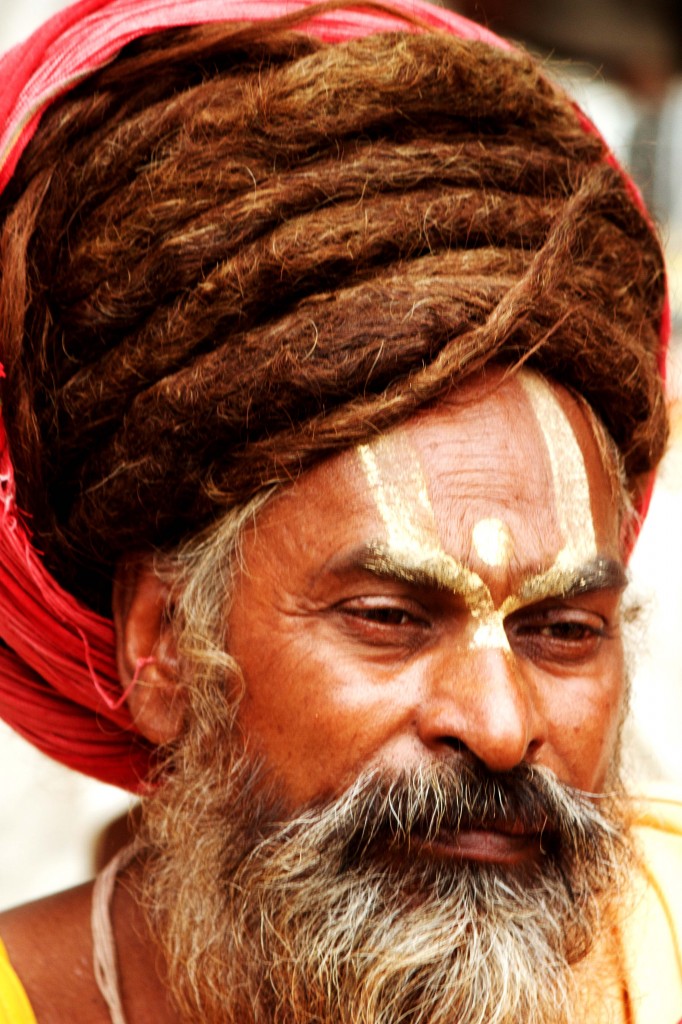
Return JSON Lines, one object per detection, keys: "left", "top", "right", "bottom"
{"left": 228, "top": 369, "right": 627, "bottom": 830}
{"left": 145, "top": 369, "right": 632, "bottom": 1024}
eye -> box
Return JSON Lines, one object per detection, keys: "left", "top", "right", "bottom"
{"left": 334, "top": 596, "right": 430, "bottom": 645}
{"left": 346, "top": 606, "right": 415, "bottom": 626}
{"left": 506, "top": 607, "right": 612, "bottom": 665}
{"left": 536, "top": 621, "right": 601, "bottom": 642}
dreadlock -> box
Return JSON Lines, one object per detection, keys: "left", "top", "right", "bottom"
{"left": 0, "top": 15, "right": 667, "bottom": 612}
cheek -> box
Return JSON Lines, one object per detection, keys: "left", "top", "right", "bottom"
{"left": 541, "top": 657, "right": 626, "bottom": 792}
{"left": 231, "top": 611, "right": 412, "bottom": 805}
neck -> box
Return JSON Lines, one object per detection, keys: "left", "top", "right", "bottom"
{"left": 100, "top": 854, "right": 180, "bottom": 1024}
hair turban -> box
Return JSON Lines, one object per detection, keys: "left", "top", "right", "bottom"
{"left": 0, "top": 0, "right": 669, "bottom": 790}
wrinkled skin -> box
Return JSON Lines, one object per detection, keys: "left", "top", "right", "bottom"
{"left": 228, "top": 370, "right": 627, "bottom": 862}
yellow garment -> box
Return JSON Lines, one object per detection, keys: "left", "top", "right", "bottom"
{"left": 0, "top": 797, "right": 679, "bottom": 1024}
{"left": 620, "top": 793, "right": 682, "bottom": 1024}
{"left": 0, "top": 940, "right": 36, "bottom": 1024}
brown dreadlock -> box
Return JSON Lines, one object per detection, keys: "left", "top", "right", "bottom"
{"left": 0, "top": 17, "right": 667, "bottom": 612}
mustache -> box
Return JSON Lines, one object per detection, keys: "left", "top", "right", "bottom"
{"left": 298, "top": 760, "right": 626, "bottom": 864}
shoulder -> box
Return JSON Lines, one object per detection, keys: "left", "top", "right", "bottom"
{"left": 0, "top": 884, "right": 110, "bottom": 1024}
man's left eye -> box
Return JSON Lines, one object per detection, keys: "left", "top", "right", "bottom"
{"left": 535, "top": 621, "right": 602, "bottom": 641}
{"left": 506, "top": 610, "right": 610, "bottom": 663}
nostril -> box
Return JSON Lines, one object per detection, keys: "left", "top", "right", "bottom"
{"left": 525, "top": 738, "right": 542, "bottom": 760}
{"left": 439, "top": 736, "right": 468, "bottom": 754}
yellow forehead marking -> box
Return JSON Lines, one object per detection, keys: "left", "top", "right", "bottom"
{"left": 472, "top": 517, "right": 513, "bottom": 568}
{"left": 357, "top": 372, "right": 600, "bottom": 652}
{"left": 357, "top": 438, "right": 509, "bottom": 651}
{"left": 470, "top": 610, "right": 510, "bottom": 650}
{"left": 357, "top": 439, "right": 442, "bottom": 558}
{"left": 517, "top": 372, "right": 598, "bottom": 602}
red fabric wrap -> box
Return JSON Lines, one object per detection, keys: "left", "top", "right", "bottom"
{"left": 0, "top": 0, "right": 669, "bottom": 791}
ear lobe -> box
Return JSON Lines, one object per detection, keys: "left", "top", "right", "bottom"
{"left": 112, "top": 555, "right": 186, "bottom": 745}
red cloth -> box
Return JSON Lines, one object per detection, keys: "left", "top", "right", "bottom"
{"left": 0, "top": 0, "right": 669, "bottom": 791}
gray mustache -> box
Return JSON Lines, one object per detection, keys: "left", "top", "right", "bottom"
{"left": 327, "top": 761, "right": 621, "bottom": 861}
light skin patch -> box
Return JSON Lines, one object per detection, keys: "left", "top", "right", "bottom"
{"left": 357, "top": 370, "right": 602, "bottom": 651}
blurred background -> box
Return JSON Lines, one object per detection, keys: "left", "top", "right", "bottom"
{"left": 0, "top": 0, "right": 681, "bottom": 911}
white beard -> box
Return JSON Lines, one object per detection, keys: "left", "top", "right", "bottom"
{"left": 141, "top": 746, "right": 632, "bottom": 1024}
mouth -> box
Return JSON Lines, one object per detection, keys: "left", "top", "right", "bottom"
{"left": 408, "top": 823, "right": 549, "bottom": 866}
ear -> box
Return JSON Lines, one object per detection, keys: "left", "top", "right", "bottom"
{"left": 112, "top": 554, "right": 186, "bottom": 745}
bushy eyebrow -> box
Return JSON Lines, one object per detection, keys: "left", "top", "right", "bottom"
{"left": 326, "top": 544, "right": 627, "bottom": 603}
{"left": 517, "top": 556, "right": 628, "bottom": 603}
{"left": 326, "top": 543, "right": 479, "bottom": 595}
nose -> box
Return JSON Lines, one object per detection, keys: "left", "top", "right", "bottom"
{"left": 416, "top": 644, "right": 542, "bottom": 773}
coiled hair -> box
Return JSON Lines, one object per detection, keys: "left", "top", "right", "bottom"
{"left": 0, "top": 15, "right": 667, "bottom": 612}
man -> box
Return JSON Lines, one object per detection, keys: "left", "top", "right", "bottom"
{"left": 0, "top": 0, "right": 679, "bottom": 1021}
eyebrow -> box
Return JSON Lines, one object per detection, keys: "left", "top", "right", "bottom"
{"left": 323, "top": 543, "right": 479, "bottom": 594}
{"left": 327, "top": 544, "right": 628, "bottom": 603}
{"left": 518, "top": 557, "right": 628, "bottom": 603}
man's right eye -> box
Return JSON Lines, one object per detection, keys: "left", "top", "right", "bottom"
{"left": 343, "top": 606, "right": 416, "bottom": 626}
{"left": 334, "top": 598, "right": 431, "bottom": 636}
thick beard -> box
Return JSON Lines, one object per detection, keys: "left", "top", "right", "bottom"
{"left": 140, "top": 719, "right": 633, "bottom": 1024}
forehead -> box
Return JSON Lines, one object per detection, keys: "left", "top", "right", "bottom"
{"left": 253, "top": 369, "right": 621, "bottom": 572}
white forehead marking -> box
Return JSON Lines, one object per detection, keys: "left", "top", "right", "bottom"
{"left": 472, "top": 517, "right": 514, "bottom": 568}
{"left": 356, "top": 373, "right": 599, "bottom": 655}
{"left": 470, "top": 610, "right": 510, "bottom": 650}
{"left": 357, "top": 440, "right": 441, "bottom": 557}
{"left": 357, "top": 436, "right": 511, "bottom": 652}
{"left": 518, "top": 372, "right": 597, "bottom": 566}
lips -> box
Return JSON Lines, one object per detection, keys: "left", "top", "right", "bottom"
{"left": 406, "top": 819, "right": 551, "bottom": 866}
{"left": 342, "top": 763, "right": 578, "bottom": 870}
